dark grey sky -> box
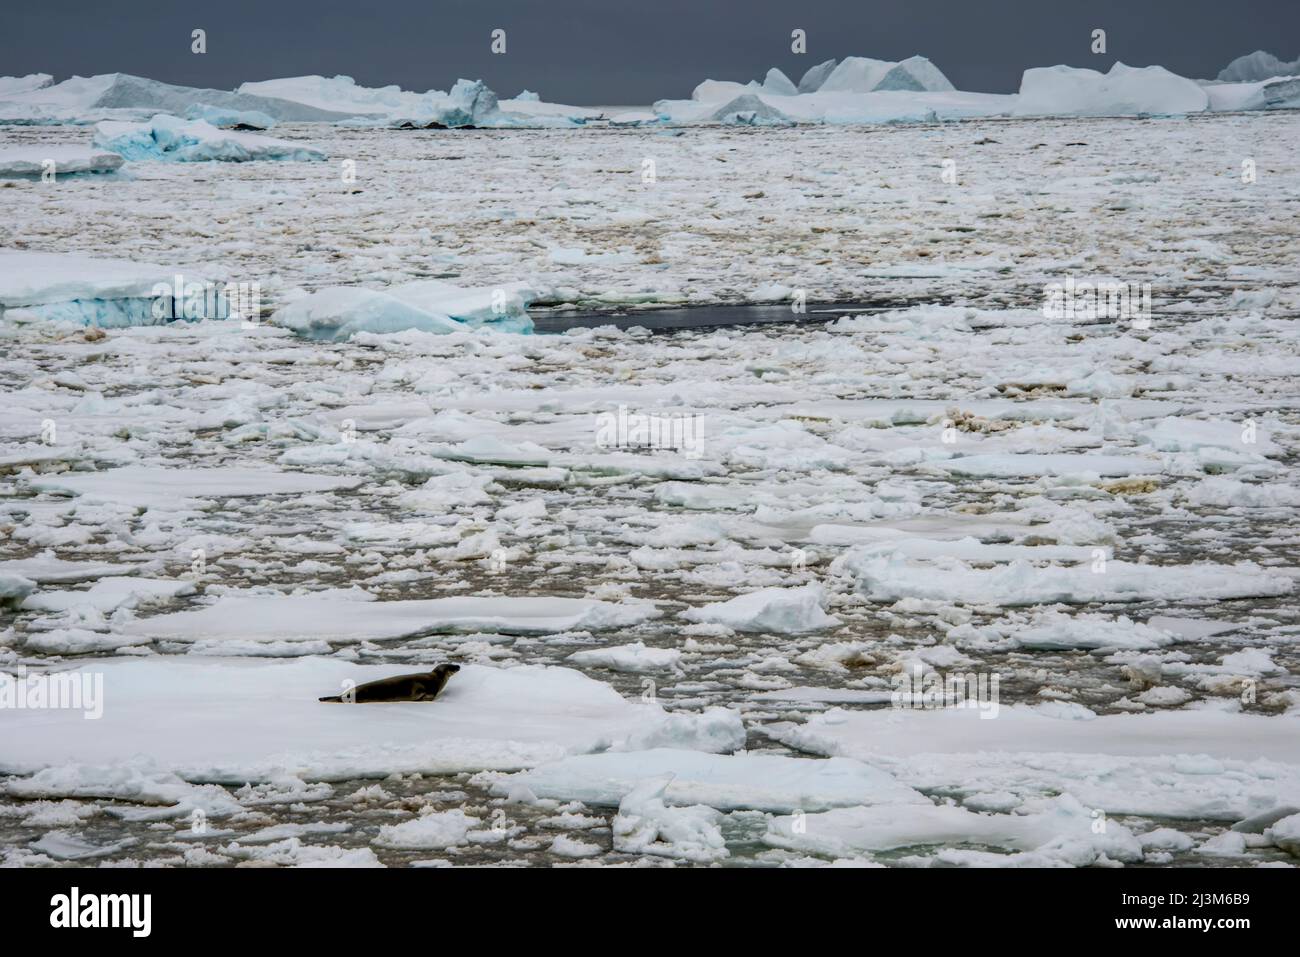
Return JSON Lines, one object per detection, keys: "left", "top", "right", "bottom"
{"left": 6, "top": 0, "right": 1298, "bottom": 104}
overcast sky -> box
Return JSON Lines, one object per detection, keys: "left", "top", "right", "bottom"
{"left": 6, "top": 0, "right": 1297, "bottom": 104}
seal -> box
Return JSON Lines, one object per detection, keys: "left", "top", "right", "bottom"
{"left": 319, "top": 663, "right": 460, "bottom": 703}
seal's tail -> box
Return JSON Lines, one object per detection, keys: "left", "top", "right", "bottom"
{"left": 318, "top": 694, "right": 343, "bottom": 703}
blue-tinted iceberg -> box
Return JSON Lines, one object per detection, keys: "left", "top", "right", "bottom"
{"left": 0, "top": 250, "right": 218, "bottom": 327}
{"left": 93, "top": 114, "right": 324, "bottom": 162}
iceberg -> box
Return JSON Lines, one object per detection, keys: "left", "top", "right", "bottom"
{"left": 443, "top": 77, "right": 498, "bottom": 126}
{"left": 238, "top": 74, "right": 432, "bottom": 117}
{"left": 183, "top": 103, "right": 276, "bottom": 129}
{"left": 1014, "top": 62, "right": 1210, "bottom": 117}
{"left": 709, "top": 93, "right": 796, "bottom": 126}
{"left": 656, "top": 86, "right": 1012, "bottom": 127}
{"left": 273, "top": 279, "right": 535, "bottom": 340}
{"left": 1262, "top": 77, "right": 1300, "bottom": 109}
{"left": 1216, "top": 50, "right": 1300, "bottom": 83}
{"left": 608, "top": 110, "right": 660, "bottom": 127}
{"left": 0, "top": 250, "right": 216, "bottom": 327}
{"left": 388, "top": 78, "right": 500, "bottom": 128}
{"left": 0, "top": 72, "right": 361, "bottom": 125}
{"left": 0, "top": 73, "right": 53, "bottom": 97}
{"left": 816, "top": 55, "right": 954, "bottom": 94}
{"left": 796, "top": 58, "right": 838, "bottom": 94}
{"left": 0, "top": 144, "right": 122, "bottom": 178}
{"left": 818, "top": 56, "right": 899, "bottom": 93}
{"left": 92, "top": 114, "right": 325, "bottom": 162}
{"left": 760, "top": 67, "right": 798, "bottom": 96}
{"left": 238, "top": 74, "right": 596, "bottom": 129}
{"left": 0, "top": 71, "right": 595, "bottom": 129}
{"left": 657, "top": 54, "right": 1007, "bottom": 127}
{"left": 875, "top": 55, "right": 956, "bottom": 92}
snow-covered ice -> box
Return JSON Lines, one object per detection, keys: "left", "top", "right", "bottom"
{"left": 1, "top": 658, "right": 744, "bottom": 781}
{"left": 117, "top": 593, "right": 662, "bottom": 644}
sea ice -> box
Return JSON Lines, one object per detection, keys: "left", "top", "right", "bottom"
{"left": 1, "top": 657, "right": 743, "bottom": 781}
{"left": 273, "top": 280, "right": 534, "bottom": 340}
{"left": 771, "top": 705, "right": 1300, "bottom": 820}
{"left": 837, "top": 554, "right": 1293, "bottom": 606}
{"left": 612, "top": 776, "right": 728, "bottom": 862}
{"left": 492, "top": 749, "right": 928, "bottom": 812}
{"left": 28, "top": 464, "right": 361, "bottom": 508}
{"left": 682, "top": 584, "right": 840, "bottom": 633}
{"left": 118, "top": 593, "right": 662, "bottom": 644}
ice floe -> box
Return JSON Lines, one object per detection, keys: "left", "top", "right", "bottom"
{"left": 27, "top": 464, "right": 361, "bottom": 507}
{"left": 1, "top": 657, "right": 743, "bottom": 781}
{"left": 837, "top": 554, "right": 1293, "bottom": 606}
{"left": 770, "top": 705, "right": 1300, "bottom": 820}
{"left": 117, "top": 593, "right": 662, "bottom": 645}
{"left": 765, "top": 793, "right": 1143, "bottom": 865}
{"left": 491, "top": 749, "right": 927, "bottom": 812}
{"left": 681, "top": 584, "right": 840, "bottom": 633}
{"left": 272, "top": 280, "right": 534, "bottom": 340}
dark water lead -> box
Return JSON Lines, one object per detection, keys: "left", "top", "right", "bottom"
{"left": 533, "top": 299, "right": 947, "bottom": 334}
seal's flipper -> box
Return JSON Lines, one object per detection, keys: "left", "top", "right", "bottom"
{"left": 318, "top": 694, "right": 343, "bottom": 703}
